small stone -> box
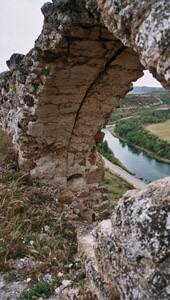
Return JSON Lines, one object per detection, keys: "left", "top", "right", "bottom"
{"left": 43, "top": 274, "right": 54, "bottom": 282}
{"left": 166, "top": 285, "right": 170, "bottom": 294}
{"left": 62, "top": 280, "right": 72, "bottom": 288}
{"left": 55, "top": 287, "right": 60, "bottom": 294}
{"left": 39, "top": 233, "right": 48, "bottom": 241}
{"left": 57, "top": 272, "right": 64, "bottom": 277}
{"left": 44, "top": 225, "right": 50, "bottom": 232}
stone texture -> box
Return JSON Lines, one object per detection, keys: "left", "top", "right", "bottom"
{"left": 79, "top": 177, "right": 170, "bottom": 300}
{"left": 6, "top": 53, "right": 25, "bottom": 72}
{"left": 0, "top": 0, "right": 170, "bottom": 219}
{"left": 98, "top": 0, "right": 170, "bottom": 88}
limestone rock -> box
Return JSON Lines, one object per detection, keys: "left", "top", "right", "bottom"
{"left": 98, "top": 0, "right": 170, "bottom": 87}
{"left": 79, "top": 177, "right": 170, "bottom": 300}
{"left": 6, "top": 53, "right": 25, "bottom": 72}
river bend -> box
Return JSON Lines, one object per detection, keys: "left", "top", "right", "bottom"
{"left": 103, "top": 125, "right": 170, "bottom": 183}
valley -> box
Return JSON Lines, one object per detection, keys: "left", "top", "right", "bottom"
{"left": 109, "top": 90, "right": 170, "bottom": 123}
{"left": 99, "top": 90, "right": 170, "bottom": 185}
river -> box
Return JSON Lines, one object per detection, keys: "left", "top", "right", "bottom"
{"left": 102, "top": 125, "right": 170, "bottom": 183}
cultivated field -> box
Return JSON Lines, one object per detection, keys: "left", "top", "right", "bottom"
{"left": 146, "top": 119, "right": 170, "bottom": 142}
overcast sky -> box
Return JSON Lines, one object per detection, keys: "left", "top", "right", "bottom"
{"left": 0, "top": 0, "right": 162, "bottom": 87}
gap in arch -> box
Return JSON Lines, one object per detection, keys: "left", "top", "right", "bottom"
{"left": 133, "top": 70, "right": 163, "bottom": 88}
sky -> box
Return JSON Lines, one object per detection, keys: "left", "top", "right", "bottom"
{"left": 0, "top": 0, "right": 162, "bottom": 87}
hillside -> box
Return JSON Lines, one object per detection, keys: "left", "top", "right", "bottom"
{"left": 120, "top": 91, "right": 170, "bottom": 108}
{"left": 109, "top": 91, "right": 170, "bottom": 123}
{"left": 129, "top": 86, "right": 166, "bottom": 94}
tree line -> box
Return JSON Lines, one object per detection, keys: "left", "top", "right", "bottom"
{"left": 114, "top": 110, "right": 170, "bottom": 160}
{"left": 97, "top": 140, "right": 118, "bottom": 165}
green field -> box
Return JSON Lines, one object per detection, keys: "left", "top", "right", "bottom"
{"left": 102, "top": 168, "right": 134, "bottom": 210}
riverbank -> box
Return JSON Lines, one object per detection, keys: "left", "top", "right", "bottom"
{"left": 110, "top": 126, "right": 170, "bottom": 165}
{"left": 98, "top": 140, "right": 133, "bottom": 174}
{"left": 103, "top": 157, "right": 147, "bottom": 190}
{"left": 103, "top": 126, "right": 170, "bottom": 182}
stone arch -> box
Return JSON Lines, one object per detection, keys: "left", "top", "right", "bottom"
{"left": 28, "top": 25, "right": 143, "bottom": 191}
{"left": 0, "top": 0, "right": 170, "bottom": 219}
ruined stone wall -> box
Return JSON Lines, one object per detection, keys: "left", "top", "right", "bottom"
{"left": 0, "top": 0, "right": 170, "bottom": 220}
{"left": 0, "top": 1, "right": 141, "bottom": 206}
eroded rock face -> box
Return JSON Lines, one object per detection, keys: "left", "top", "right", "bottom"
{"left": 98, "top": 0, "right": 170, "bottom": 88}
{"left": 79, "top": 177, "right": 170, "bottom": 300}
{"left": 0, "top": 0, "right": 170, "bottom": 218}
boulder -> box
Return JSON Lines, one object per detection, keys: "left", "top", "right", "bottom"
{"left": 79, "top": 177, "right": 170, "bottom": 299}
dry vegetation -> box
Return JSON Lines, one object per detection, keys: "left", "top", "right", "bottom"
{"left": 0, "top": 126, "right": 84, "bottom": 297}
{"left": 146, "top": 119, "right": 170, "bottom": 142}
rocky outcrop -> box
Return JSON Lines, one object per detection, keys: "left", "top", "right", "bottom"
{"left": 98, "top": 0, "right": 170, "bottom": 88}
{"left": 0, "top": 0, "right": 170, "bottom": 219}
{"left": 79, "top": 177, "right": 170, "bottom": 300}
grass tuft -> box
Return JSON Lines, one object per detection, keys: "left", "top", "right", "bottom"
{"left": 16, "top": 281, "right": 57, "bottom": 300}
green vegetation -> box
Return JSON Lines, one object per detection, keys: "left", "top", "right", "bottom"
{"left": 155, "top": 91, "right": 170, "bottom": 105}
{"left": 109, "top": 91, "right": 170, "bottom": 123}
{"left": 97, "top": 140, "right": 131, "bottom": 172}
{"left": 109, "top": 107, "right": 156, "bottom": 123}
{"left": 97, "top": 140, "right": 119, "bottom": 165}
{"left": 17, "top": 281, "right": 58, "bottom": 300}
{"left": 10, "top": 84, "right": 16, "bottom": 95}
{"left": 43, "top": 68, "right": 56, "bottom": 79}
{"left": 43, "top": 68, "right": 51, "bottom": 77}
{"left": 114, "top": 110, "right": 170, "bottom": 161}
{"left": 102, "top": 168, "right": 134, "bottom": 210}
{"left": 121, "top": 91, "right": 170, "bottom": 107}
{"left": 32, "top": 84, "right": 39, "bottom": 93}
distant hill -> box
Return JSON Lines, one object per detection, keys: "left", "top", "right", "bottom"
{"left": 121, "top": 90, "right": 170, "bottom": 108}
{"left": 129, "top": 86, "right": 166, "bottom": 94}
